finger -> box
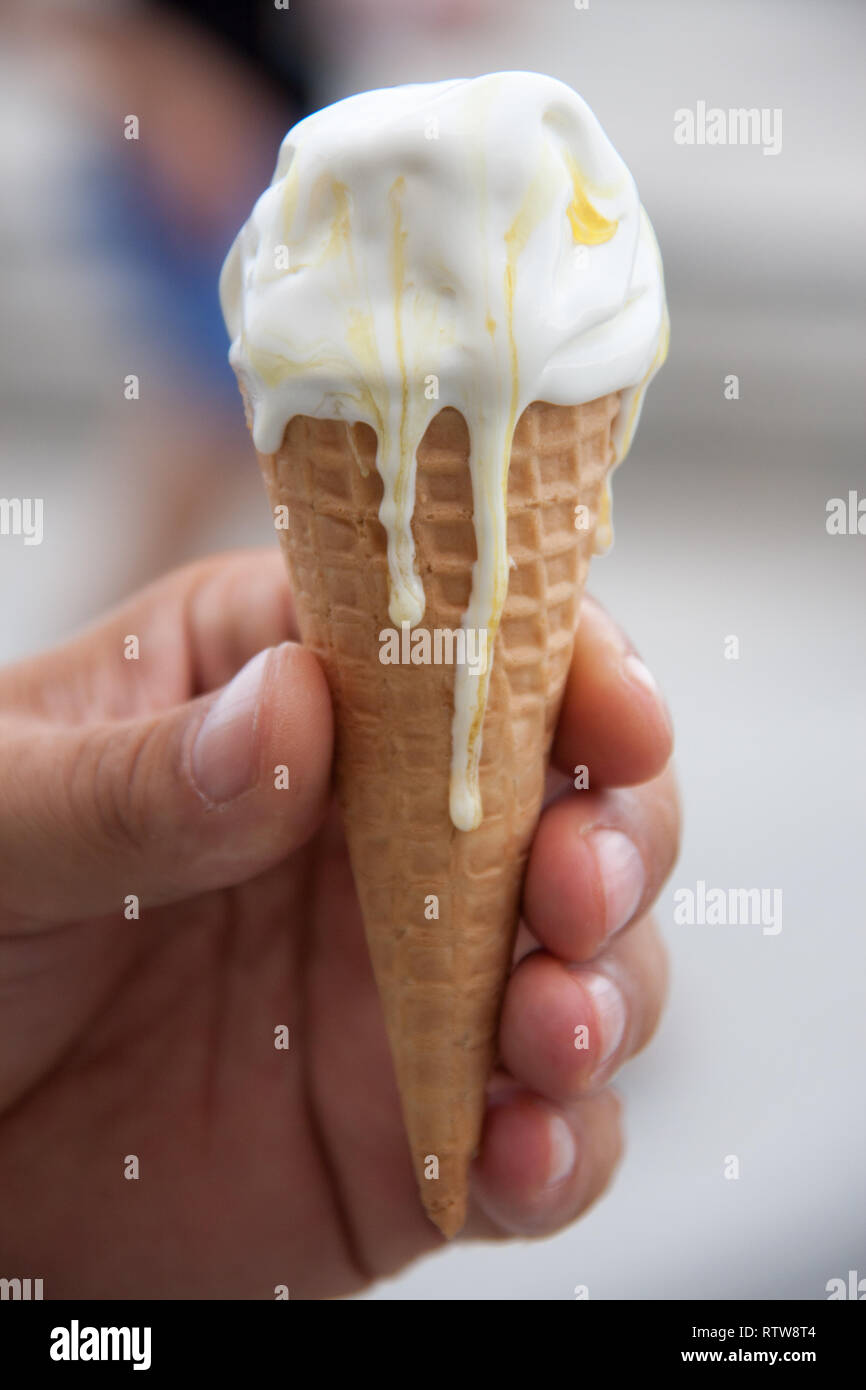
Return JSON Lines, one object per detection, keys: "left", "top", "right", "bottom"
{"left": 0, "top": 549, "right": 297, "bottom": 721}
{"left": 524, "top": 761, "right": 681, "bottom": 961}
{"left": 175, "top": 549, "right": 297, "bottom": 694}
{"left": 553, "top": 595, "right": 673, "bottom": 789}
{"left": 0, "top": 641, "right": 332, "bottom": 926}
{"left": 470, "top": 1087, "right": 624, "bottom": 1238}
{"left": 500, "top": 914, "right": 668, "bottom": 1103}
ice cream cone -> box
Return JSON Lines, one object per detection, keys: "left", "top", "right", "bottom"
{"left": 253, "top": 391, "right": 621, "bottom": 1238}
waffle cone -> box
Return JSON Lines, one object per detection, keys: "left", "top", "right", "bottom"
{"left": 254, "top": 393, "right": 620, "bottom": 1237}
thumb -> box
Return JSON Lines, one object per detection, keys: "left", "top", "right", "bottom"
{"left": 0, "top": 642, "right": 333, "bottom": 925}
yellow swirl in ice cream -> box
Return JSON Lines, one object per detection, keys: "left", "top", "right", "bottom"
{"left": 220, "top": 71, "right": 668, "bottom": 831}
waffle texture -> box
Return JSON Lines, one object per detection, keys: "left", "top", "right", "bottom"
{"left": 256, "top": 394, "right": 620, "bottom": 1236}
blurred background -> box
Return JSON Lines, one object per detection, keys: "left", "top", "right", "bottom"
{"left": 1, "top": 0, "right": 863, "bottom": 1299}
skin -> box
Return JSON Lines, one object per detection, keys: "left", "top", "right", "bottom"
{"left": 0, "top": 549, "right": 679, "bottom": 1299}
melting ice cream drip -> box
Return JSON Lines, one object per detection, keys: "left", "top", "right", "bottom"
{"left": 220, "top": 71, "right": 668, "bottom": 831}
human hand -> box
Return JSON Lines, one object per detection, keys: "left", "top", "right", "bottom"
{"left": 0, "top": 550, "right": 678, "bottom": 1298}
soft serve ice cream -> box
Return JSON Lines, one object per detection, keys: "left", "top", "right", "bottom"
{"left": 220, "top": 71, "right": 668, "bottom": 831}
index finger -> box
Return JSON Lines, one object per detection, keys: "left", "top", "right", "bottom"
{"left": 0, "top": 549, "right": 297, "bottom": 723}
{"left": 552, "top": 595, "right": 673, "bottom": 789}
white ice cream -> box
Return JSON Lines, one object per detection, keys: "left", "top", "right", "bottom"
{"left": 220, "top": 71, "right": 668, "bottom": 831}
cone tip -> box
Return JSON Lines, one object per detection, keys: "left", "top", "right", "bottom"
{"left": 426, "top": 1198, "right": 467, "bottom": 1241}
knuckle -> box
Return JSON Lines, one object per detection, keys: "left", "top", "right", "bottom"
{"left": 72, "top": 723, "right": 153, "bottom": 855}
{"left": 627, "top": 762, "right": 682, "bottom": 887}
{"left": 576, "top": 1090, "right": 625, "bottom": 1214}
{"left": 656, "top": 762, "right": 683, "bottom": 865}
{"left": 627, "top": 913, "right": 670, "bottom": 1054}
{"left": 601, "top": 1084, "right": 626, "bottom": 1129}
